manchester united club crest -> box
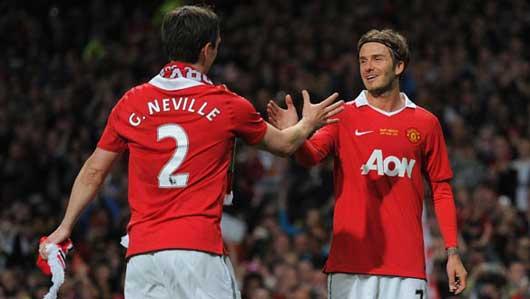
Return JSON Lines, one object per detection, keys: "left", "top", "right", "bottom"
{"left": 406, "top": 128, "right": 421, "bottom": 143}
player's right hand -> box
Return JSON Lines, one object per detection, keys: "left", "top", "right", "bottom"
{"left": 39, "top": 226, "right": 71, "bottom": 260}
{"left": 299, "top": 90, "right": 343, "bottom": 129}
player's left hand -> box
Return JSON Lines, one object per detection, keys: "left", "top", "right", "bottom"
{"left": 446, "top": 253, "right": 467, "bottom": 294}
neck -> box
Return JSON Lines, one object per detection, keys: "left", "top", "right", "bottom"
{"left": 169, "top": 60, "right": 207, "bottom": 74}
{"left": 366, "top": 81, "right": 404, "bottom": 112}
{"left": 191, "top": 62, "right": 206, "bottom": 74}
{"left": 191, "top": 55, "right": 208, "bottom": 74}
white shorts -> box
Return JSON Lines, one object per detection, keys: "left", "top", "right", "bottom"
{"left": 125, "top": 250, "right": 241, "bottom": 299}
{"left": 328, "top": 273, "right": 427, "bottom": 299}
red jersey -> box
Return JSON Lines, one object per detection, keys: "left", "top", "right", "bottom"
{"left": 97, "top": 62, "right": 267, "bottom": 258}
{"left": 295, "top": 91, "right": 454, "bottom": 279}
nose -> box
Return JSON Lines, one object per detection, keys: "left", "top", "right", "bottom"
{"left": 362, "top": 60, "right": 374, "bottom": 74}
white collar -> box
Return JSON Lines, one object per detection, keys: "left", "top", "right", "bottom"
{"left": 353, "top": 90, "right": 416, "bottom": 116}
{"left": 148, "top": 63, "right": 212, "bottom": 91}
{"left": 149, "top": 76, "right": 205, "bottom": 91}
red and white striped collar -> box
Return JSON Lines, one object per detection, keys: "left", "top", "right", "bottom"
{"left": 149, "top": 61, "right": 213, "bottom": 91}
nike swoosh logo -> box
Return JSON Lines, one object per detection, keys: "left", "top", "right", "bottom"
{"left": 355, "top": 129, "right": 374, "bottom": 136}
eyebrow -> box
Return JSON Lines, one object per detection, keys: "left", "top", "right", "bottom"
{"left": 359, "top": 54, "right": 386, "bottom": 59}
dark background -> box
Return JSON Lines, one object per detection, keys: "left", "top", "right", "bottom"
{"left": 0, "top": 0, "right": 529, "bottom": 298}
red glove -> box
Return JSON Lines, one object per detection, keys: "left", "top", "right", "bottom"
{"left": 36, "top": 236, "right": 73, "bottom": 276}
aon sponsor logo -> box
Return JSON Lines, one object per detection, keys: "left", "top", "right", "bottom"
{"left": 361, "top": 149, "right": 416, "bottom": 178}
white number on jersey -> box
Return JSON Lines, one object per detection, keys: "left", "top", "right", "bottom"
{"left": 157, "top": 124, "right": 189, "bottom": 188}
{"left": 361, "top": 149, "right": 416, "bottom": 178}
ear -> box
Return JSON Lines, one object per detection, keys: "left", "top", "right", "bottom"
{"left": 197, "top": 42, "right": 212, "bottom": 64}
{"left": 204, "top": 42, "right": 215, "bottom": 55}
{"left": 394, "top": 61, "right": 405, "bottom": 76}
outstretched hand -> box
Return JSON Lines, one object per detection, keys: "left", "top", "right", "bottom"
{"left": 301, "top": 90, "right": 343, "bottom": 129}
{"left": 268, "top": 90, "right": 343, "bottom": 131}
{"left": 267, "top": 94, "right": 298, "bottom": 130}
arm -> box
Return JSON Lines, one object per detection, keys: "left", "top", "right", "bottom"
{"left": 424, "top": 117, "right": 467, "bottom": 294}
{"left": 431, "top": 180, "right": 457, "bottom": 249}
{"left": 293, "top": 137, "right": 334, "bottom": 167}
{"left": 432, "top": 180, "right": 467, "bottom": 295}
{"left": 266, "top": 92, "right": 339, "bottom": 162}
{"left": 258, "top": 121, "right": 312, "bottom": 157}
{"left": 259, "top": 90, "right": 342, "bottom": 156}
{"left": 39, "top": 148, "right": 120, "bottom": 258}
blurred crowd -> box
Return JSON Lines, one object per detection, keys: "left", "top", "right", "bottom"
{"left": 1, "top": 0, "right": 529, "bottom": 298}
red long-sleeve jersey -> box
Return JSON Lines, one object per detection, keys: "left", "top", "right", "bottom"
{"left": 295, "top": 91, "right": 457, "bottom": 279}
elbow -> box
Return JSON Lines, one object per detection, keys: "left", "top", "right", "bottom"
{"left": 271, "top": 146, "right": 294, "bottom": 158}
{"left": 79, "top": 161, "right": 107, "bottom": 187}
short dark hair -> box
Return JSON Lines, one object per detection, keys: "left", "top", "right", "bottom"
{"left": 357, "top": 29, "right": 410, "bottom": 70}
{"left": 161, "top": 5, "right": 220, "bottom": 63}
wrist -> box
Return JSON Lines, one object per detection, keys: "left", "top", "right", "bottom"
{"left": 57, "top": 223, "right": 73, "bottom": 235}
{"left": 447, "top": 247, "right": 459, "bottom": 257}
{"left": 298, "top": 118, "right": 314, "bottom": 137}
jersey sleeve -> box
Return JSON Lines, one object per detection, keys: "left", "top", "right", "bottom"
{"left": 422, "top": 118, "right": 453, "bottom": 182}
{"left": 228, "top": 94, "right": 268, "bottom": 145}
{"left": 97, "top": 104, "right": 128, "bottom": 153}
{"left": 431, "top": 180, "right": 458, "bottom": 248}
{"left": 294, "top": 123, "right": 338, "bottom": 166}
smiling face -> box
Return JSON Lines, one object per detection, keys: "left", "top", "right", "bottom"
{"left": 359, "top": 42, "right": 404, "bottom": 96}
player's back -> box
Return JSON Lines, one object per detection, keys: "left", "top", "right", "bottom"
{"left": 97, "top": 62, "right": 267, "bottom": 257}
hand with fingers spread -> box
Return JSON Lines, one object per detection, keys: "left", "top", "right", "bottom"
{"left": 268, "top": 91, "right": 343, "bottom": 131}
{"left": 447, "top": 251, "right": 468, "bottom": 295}
{"left": 267, "top": 94, "right": 299, "bottom": 130}
{"left": 259, "top": 90, "right": 343, "bottom": 156}
{"left": 300, "top": 90, "right": 344, "bottom": 130}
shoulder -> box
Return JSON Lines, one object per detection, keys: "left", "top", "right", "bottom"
{"left": 116, "top": 83, "right": 153, "bottom": 106}
{"left": 414, "top": 105, "right": 441, "bottom": 128}
{"left": 337, "top": 99, "right": 359, "bottom": 118}
{"left": 209, "top": 84, "right": 244, "bottom": 98}
{"left": 412, "top": 106, "right": 445, "bottom": 144}
{"left": 207, "top": 84, "right": 254, "bottom": 108}
{"left": 400, "top": 92, "right": 440, "bottom": 127}
{"left": 346, "top": 93, "right": 363, "bottom": 110}
{"left": 106, "top": 84, "right": 155, "bottom": 121}
{"left": 343, "top": 92, "right": 369, "bottom": 116}
{"left": 345, "top": 100, "right": 360, "bottom": 110}
{"left": 345, "top": 100, "right": 358, "bottom": 107}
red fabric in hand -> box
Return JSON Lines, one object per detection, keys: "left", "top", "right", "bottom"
{"left": 36, "top": 236, "right": 73, "bottom": 276}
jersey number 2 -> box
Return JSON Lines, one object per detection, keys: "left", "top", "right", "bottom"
{"left": 157, "top": 124, "right": 189, "bottom": 188}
